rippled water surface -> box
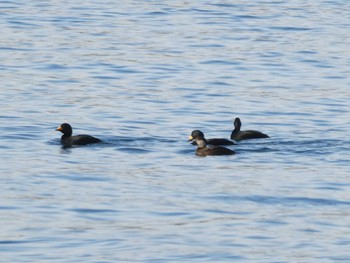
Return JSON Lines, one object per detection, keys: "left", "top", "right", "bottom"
{"left": 1, "top": 1, "right": 350, "bottom": 262}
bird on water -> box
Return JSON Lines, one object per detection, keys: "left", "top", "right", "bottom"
{"left": 190, "top": 130, "right": 235, "bottom": 146}
{"left": 56, "top": 123, "right": 102, "bottom": 147}
{"left": 189, "top": 130, "right": 235, "bottom": 156}
{"left": 230, "top": 117, "right": 269, "bottom": 141}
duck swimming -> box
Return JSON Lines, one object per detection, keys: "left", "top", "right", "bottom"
{"left": 230, "top": 117, "right": 269, "bottom": 140}
{"left": 189, "top": 130, "right": 235, "bottom": 156}
{"left": 190, "top": 130, "right": 235, "bottom": 146}
{"left": 56, "top": 123, "right": 102, "bottom": 147}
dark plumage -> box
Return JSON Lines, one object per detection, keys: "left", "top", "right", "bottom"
{"left": 190, "top": 130, "right": 235, "bottom": 146}
{"left": 56, "top": 123, "right": 102, "bottom": 147}
{"left": 230, "top": 117, "right": 269, "bottom": 140}
{"left": 188, "top": 130, "right": 235, "bottom": 156}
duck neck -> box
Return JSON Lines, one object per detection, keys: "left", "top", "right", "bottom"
{"left": 196, "top": 138, "right": 207, "bottom": 148}
{"left": 61, "top": 134, "right": 71, "bottom": 140}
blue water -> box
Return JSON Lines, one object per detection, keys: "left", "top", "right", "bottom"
{"left": 1, "top": 1, "right": 350, "bottom": 262}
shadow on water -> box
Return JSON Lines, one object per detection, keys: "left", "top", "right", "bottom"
{"left": 234, "top": 138, "right": 347, "bottom": 156}
{"left": 48, "top": 135, "right": 181, "bottom": 154}
{"left": 207, "top": 194, "right": 350, "bottom": 207}
{"left": 47, "top": 134, "right": 349, "bottom": 162}
{"left": 47, "top": 129, "right": 349, "bottom": 167}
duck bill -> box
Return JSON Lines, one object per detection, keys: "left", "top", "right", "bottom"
{"left": 188, "top": 135, "right": 194, "bottom": 141}
{"left": 56, "top": 126, "right": 62, "bottom": 131}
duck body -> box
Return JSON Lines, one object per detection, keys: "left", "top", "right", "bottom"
{"left": 190, "top": 130, "right": 235, "bottom": 146}
{"left": 231, "top": 118, "right": 269, "bottom": 141}
{"left": 195, "top": 144, "right": 235, "bottom": 157}
{"left": 56, "top": 123, "right": 102, "bottom": 147}
{"left": 189, "top": 130, "right": 235, "bottom": 157}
